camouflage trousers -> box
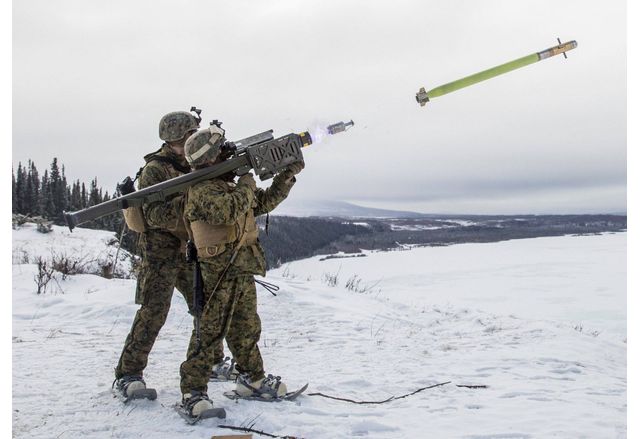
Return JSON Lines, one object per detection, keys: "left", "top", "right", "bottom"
{"left": 180, "top": 273, "right": 264, "bottom": 394}
{"left": 115, "top": 257, "right": 225, "bottom": 379}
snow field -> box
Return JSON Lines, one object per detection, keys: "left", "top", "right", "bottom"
{"left": 12, "top": 226, "right": 626, "bottom": 438}
{"left": 12, "top": 223, "right": 133, "bottom": 279}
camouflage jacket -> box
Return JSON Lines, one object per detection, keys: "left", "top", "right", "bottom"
{"left": 138, "top": 144, "right": 191, "bottom": 260}
{"left": 184, "top": 172, "right": 296, "bottom": 278}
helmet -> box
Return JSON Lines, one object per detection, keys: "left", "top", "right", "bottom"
{"left": 159, "top": 111, "right": 200, "bottom": 142}
{"left": 184, "top": 125, "right": 226, "bottom": 166}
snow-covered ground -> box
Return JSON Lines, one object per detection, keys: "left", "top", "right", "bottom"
{"left": 12, "top": 223, "right": 133, "bottom": 280}
{"left": 12, "top": 225, "right": 626, "bottom": 438}
{"left": 279, "top": 233, "right": 627, "bottom": 339}
{"left": 388, "top": 224, "right": 443, "bottom": 231}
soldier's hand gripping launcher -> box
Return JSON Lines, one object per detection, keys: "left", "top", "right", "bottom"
{"left": 63, "top": 128, "right": 313, "bottom": 231}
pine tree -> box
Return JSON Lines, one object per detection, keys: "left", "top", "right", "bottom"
{"left": 15, "top": 162, "right": 25, "bottom": 214}
{"left": 89, "top": 178, "right": 101, "bottom": 206}
{"left": 60, "top": 165, "right": 69, "bottom": 215}
{"left": 38, "top": 169, "right": 47, "bottom": 217}
{"left": 42, "top": 170, "right": 55, "bottom": 219}
{"left": 70, "top": 180, "right": 81, "bottom": 211}
{"left": 29, "top": 161, "right": 40, "bottom": 216}
{"left": 25, "top": 161, "right": 34, "bottom": 215}
{"left": 12, "top": 167, "right": 17, "bottom": 213}
{"left": 49, "top": 158, "right": 67, "bottom": 221}
{"left": 81, "top": 182, "right": 87, "bottom": 209}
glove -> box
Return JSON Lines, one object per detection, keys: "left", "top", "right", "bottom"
{"left": 237, "top": 173, "right": 257, "bottom": 192}
{"left": 286, "top": 161, "right": 305, "bottom": 176}
{"left": 279, "top": 161, "right": 305, "bottom": 183}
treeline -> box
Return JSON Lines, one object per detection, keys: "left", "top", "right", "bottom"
{"left": 258, "top": 214, "right": 628, "bottom": 268}
{"left": 11, "top": 158, "right": 379, "bottom": 267}
{"left": 257, "top": 216, "right": 377, "bottom": 269}
{"left": 315, "top": 215, "right": 628, "bottom": 253}
{"left": 12, "top": 158, "right": 122, "bottom": 232}
{"left": 15, "top": 159, "right": 625, "bottom": 271}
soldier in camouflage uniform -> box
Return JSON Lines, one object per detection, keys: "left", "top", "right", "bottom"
{"left": 114, "top": 111, "right": 230, "bottom": 398}
{"left": 177, "top": 125, "right": 304, "bottom": 416}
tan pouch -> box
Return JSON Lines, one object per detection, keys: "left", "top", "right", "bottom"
{"left": 123, "top": 206, "right": 147, "bottom": 233}
{"left": 167, "top": 216, "right": 190, "bottom": 242}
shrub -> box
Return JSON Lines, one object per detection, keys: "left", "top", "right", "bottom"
{"left": 50, "top": 251, "right": 91, "bottom": 280}
{"left": 12, "top": 214, "right": 29, "bottom": 229}
{"left": 321, "top": 267, "right": 341, "bottom": 287}
{"left": 36, "top": 220, "right": 53, "bottom": 234}
{"left": 345, "top": 274, "right": 382, "bottom": 294}
{"left": 34, "top": 257, "right": 62, "bottom": 294}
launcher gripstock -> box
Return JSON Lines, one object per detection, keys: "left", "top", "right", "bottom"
{"left": 63, "top": 130, "right": 313, "bottom": 232}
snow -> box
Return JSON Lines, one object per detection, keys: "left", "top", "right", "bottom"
{"left": 279, "top": 233, "right": 627, "bottom": 338}
{"left": 12, "top": 223, "right": 133, "bottom": 278}
{"left": 345, "top": 222, "right": 371, "bottom": 228}
{"left": 12, "top": 225, "right": 626, "bottom": 438}
{"left": 389, "top": 224, "right": 443, "bottom": 231}
{"left": 436, "top": 219, "right": 478, "bottom": 227}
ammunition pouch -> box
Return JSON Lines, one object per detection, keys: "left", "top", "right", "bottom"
{"left": 190, "top": 210, "right": 259, "bottom": 258}
{"left": 123, "top": 206, "right": 147, "bottom": 233}
{"left": 167, "top": 215, "right": 190, "bottom": 243}
{"left": 120, "top": 152, "right": 191, "bottom": 235}
{"left": 119, "top": 175, "right": 148, "bottom": 233}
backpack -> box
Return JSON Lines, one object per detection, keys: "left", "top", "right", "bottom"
{"left": 119, "top": 149, "right": 191, "bottom": 233}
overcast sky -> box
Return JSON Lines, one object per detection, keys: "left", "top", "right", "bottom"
{"left": 12, "top": 0, "right": 627, "bottom": 215}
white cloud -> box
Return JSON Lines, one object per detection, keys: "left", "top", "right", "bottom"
{"left": 12, "top": 0, "right": 627, "bottom": 214}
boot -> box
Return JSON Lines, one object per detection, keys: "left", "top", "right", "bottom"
{"left": 235, "top": 374, "right": 287, "bottom": 399}
{"left": 114, "top": 375, "right": 146, "bottom": 398}
{"left": 210, "top": 357, "right": 239, "bottom": 381}
{"left": 182, "top": 391, "right": 214, "bottom": 418}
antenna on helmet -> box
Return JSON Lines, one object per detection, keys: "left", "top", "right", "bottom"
{"left": 190, "top": 106, "right": 202, "bottom": 124}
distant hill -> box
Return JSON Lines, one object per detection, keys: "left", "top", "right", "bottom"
{"left": 258, "top": 213, "right": 627, "bottom": 269}
{"left": 274, "top": 199, "right": 425, "bottom": 218}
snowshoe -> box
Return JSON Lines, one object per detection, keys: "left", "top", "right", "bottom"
{"left": 210, "top": 356, "right": 239, "bottom": 382}
{"left": 224, "top": 374, "right": 308, "bottom": 402}
{"left": 175, "top": 391, "right": 226, "bottom": 424}
{"left": 113, "top": 375, "right": 157, "bottom": 402}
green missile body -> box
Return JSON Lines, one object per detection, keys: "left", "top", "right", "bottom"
{"left": 416, "top": 39, "right": 577, "bottom": 106}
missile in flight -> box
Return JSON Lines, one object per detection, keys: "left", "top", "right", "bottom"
{"left": 415, "top": 39, "right": 578, "bottom": 106}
